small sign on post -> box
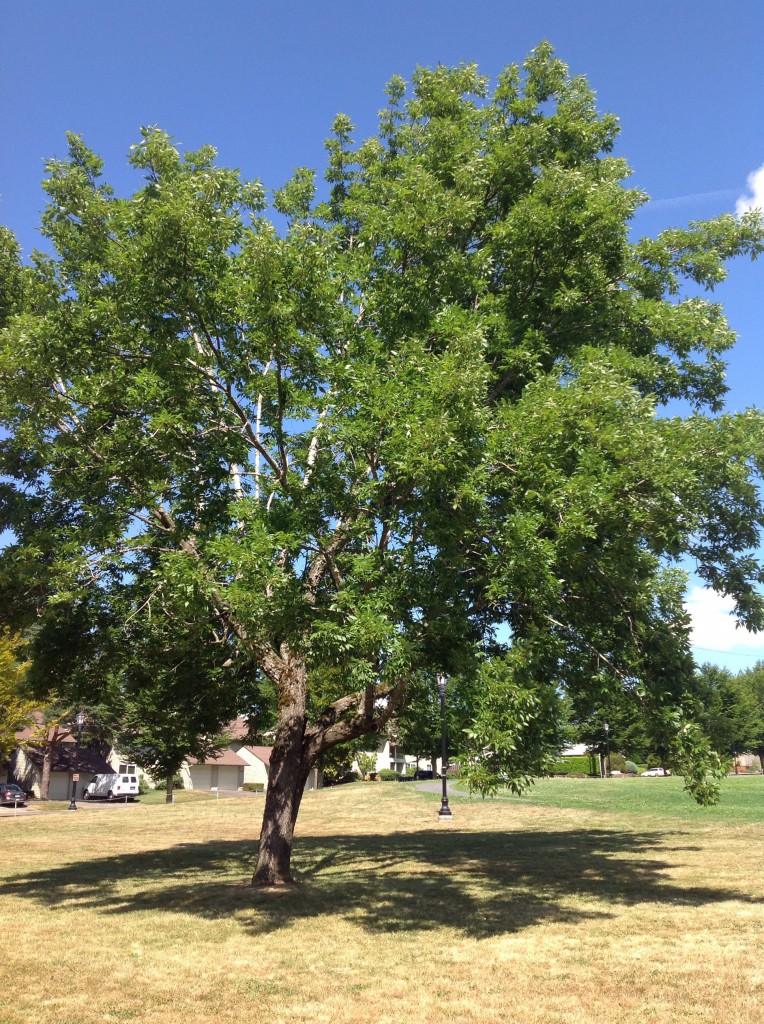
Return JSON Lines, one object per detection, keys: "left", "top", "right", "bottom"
{"left": 72, "top": 773, "right": 80, "bottom": 781}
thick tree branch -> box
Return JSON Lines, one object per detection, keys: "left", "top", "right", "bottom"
{"left": 303, "top": 676, "right": 409, "bottom": 761}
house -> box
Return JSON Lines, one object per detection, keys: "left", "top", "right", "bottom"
{"left": 733, "top": 752, "right": 762, "bottom": 772}
{"left": 4, "top": 714, "right": 325, "bottom": 798}
{"left": 10, "top": 743, "right": 114, "bottom": 801}
{"left": 180, "top": 718, "right": 321, "bottom": 793}
{"left": 4, "top": 715, "right": 146, "bottom": 800}
{"left": 183, "top": 747, "right": 249, "bottom": 792}
{"left": 354, "top": 735, "right": 424, "bottom": 777}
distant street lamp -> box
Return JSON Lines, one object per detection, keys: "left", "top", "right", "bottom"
{"left": 67, "top": 710, "right": 86, "bottom": 811}
{"left": 437, "top": 675, "right": 452, "bottom": 819}
{"left": 604, "top": 721, "right": 611, "bottom": 778}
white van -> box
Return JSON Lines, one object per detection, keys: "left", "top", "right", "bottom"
{"left": 83, "top": 772, "right": 140, "bottom": 801}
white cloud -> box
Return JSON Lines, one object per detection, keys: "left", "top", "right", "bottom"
{"left": 736, "top": 163, "right": 764, "bottom": 217}
{"left": 685, "top": 586, "right": 763, "bottom": 654}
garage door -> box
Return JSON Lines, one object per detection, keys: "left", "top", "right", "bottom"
{"left": 189, "top": 766, "right": 213, "bottom": 790}
{"left": 50, "top": 773, "right": 72, "bottom": 801}
{"left": 216, "top": 766, "right": 242, "bottom": 791}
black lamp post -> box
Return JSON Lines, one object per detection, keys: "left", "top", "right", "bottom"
{"left": 437, "top": 675, "right": 452, "bottom": 819}
{"left": 67, "top": 710, "right": 86, "bottom": 811}
{"left": 604, "top": 721, "right": 611, "bottom": 778}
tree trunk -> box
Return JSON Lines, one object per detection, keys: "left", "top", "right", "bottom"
{"left": 39, "top": 745, "right": 52, "bottom": 800}
{"left": 252, "top": 658, "right": 310, "bottom": 886}
{"left": 250, "top": 658, "right": 404, "bottom": 886}
{"left": 253, "top": 748, "right": 312, "bottom": 885}
{"left": 165, "top": 773, "right": 174, "bottom": 803}
{"left": 759, "top": 751, "right": 764, "bottom": 774}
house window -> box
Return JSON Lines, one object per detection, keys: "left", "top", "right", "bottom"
{"left": 119, "top": 763, "right": 137, "bottom": 775}
{"left": 389, "top": 744, "right": 405, "bottom": 772}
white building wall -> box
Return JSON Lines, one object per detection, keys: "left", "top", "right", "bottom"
{"left": 353, "top": 738, "right": 419, "bottom": 776}
{"left": 231, "top": 745, "right": 270, "bottom": 790}
{"left": 181, "top": 745, "right": 319, "bottom": 793}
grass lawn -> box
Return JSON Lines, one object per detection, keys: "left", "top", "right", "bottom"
{"left": 2, "top": 778, "right": 763, "bottom": 1024}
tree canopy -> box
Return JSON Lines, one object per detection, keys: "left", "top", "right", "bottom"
{"left": 732, "top": 663, "right": 764, "bottom": 770}
{"left": 694, "top": 661, "right": 764, "bottom": 771}
{"left": 0, "top": 628, "right": 34, "bottom": 762}
{"left": 1, "top": 44, "right": 764, "bottom": 882}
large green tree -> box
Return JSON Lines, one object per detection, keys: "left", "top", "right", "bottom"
{"left": 571, "top": 692, "right": 654, "bottom": 765}
{"left": 693, "top": 664, "right": 743, "bottom": 762}
{"left": 2, "top": 45, "right": 764, "bottom": 883}
{"left": 730, "top": 662, "right": 764, "bottom": 770}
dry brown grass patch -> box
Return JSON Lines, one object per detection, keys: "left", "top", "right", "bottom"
{"left": 1, "top": 781, "right": 762, "bottom": 1024}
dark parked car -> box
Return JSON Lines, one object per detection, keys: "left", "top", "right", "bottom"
{"left": 412, "top": 769, "right": 435, "bottom": 780}
{"left": 0, "top": 784, "right": 27, "bottom": 807}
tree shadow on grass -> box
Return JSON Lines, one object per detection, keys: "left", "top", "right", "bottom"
{"left": 2, "top": 827, "right": 755, "bottom": 939}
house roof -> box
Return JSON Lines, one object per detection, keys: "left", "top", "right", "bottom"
{"left": 186, "top": 748, "right": 249, "bottom": 767}
{"left": 224, "top": 716, "right": 252, "bottom": 740}
{"left": 15, "top": 712, "right": 76, "bottom": 744}
{"left": 20, "top": 746, "right": 113, "bottom": 775}
{"left": 243, "top": 745, "right": 272, "bottom": 766}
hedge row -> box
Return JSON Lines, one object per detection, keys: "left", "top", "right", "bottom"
{"left": 548, "top": 755, "right": 597, "bottom": 777}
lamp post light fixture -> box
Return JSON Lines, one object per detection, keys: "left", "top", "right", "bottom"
{"left": 604, "top": 721, "right": 611, "bottom": 778}
{"left": 437, "top": 675, "right": 452, "bottom": 820}
{"left": 67, "top": 710, "right": 86, "bottom": 811}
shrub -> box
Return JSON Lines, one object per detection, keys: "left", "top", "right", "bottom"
{"left": 549, "top": 755, "right": 597, "bottom": 776}
{"left": 378, "top": 768, "right": 400, "bottom": 781}
{"left": 624, "top": 760, "right": 639, "bottom": 775}
{"left": 138, "top": 776, "right": 151, "bottom": 795}
{"left": 242, "top": 782, "right": 264, "bottom": 793}
{"left": 324, "top": 770, "right": 360, "bottom": 786}
{"left": 608, "top": 752, "right": 627, "bottom": 773}
{"left": 153, "top": 773, "right": 185, "bottom": 791}
{"left": 646, "top": 753, "right": 663, "bottom": 769}
{"left": 356, "top": 751, "right": 378, "bottom": 777}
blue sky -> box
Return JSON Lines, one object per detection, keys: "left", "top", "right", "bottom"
{"left": 1, "top": 0, "right": 763, "bottom": 671}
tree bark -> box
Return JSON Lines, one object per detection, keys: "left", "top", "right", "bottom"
{"left": 252, "top": 657, "right": 311, "bottom": 886}
{"left": 165, "top": 772, "right": 174, "bottom": 803}
{"left": 252, "top": 745, "right": 312, "bottom": 885}
{"left": 40, "top": 745, "right": 52, "bottom": 801}
{"left": 251, "top": 659, "right": 407, "bottom": 886}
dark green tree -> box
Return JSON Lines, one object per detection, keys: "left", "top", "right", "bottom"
{"left": 106, "top": 597, "right": 259, "bottom": 802}
{"left": 573, "top": 691, "right": 653, "bottom": 765}
{"left": 693, "top": 663, "right": 742, "bottom": 763}
{"left": 2, "top": 45, "right": 764, "bottom": 883}
{"left": 730, "top": 662, "right": 764, "bottom": 771}
{"left": 393, "top": 673, "right": 474, "bottom": 776}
